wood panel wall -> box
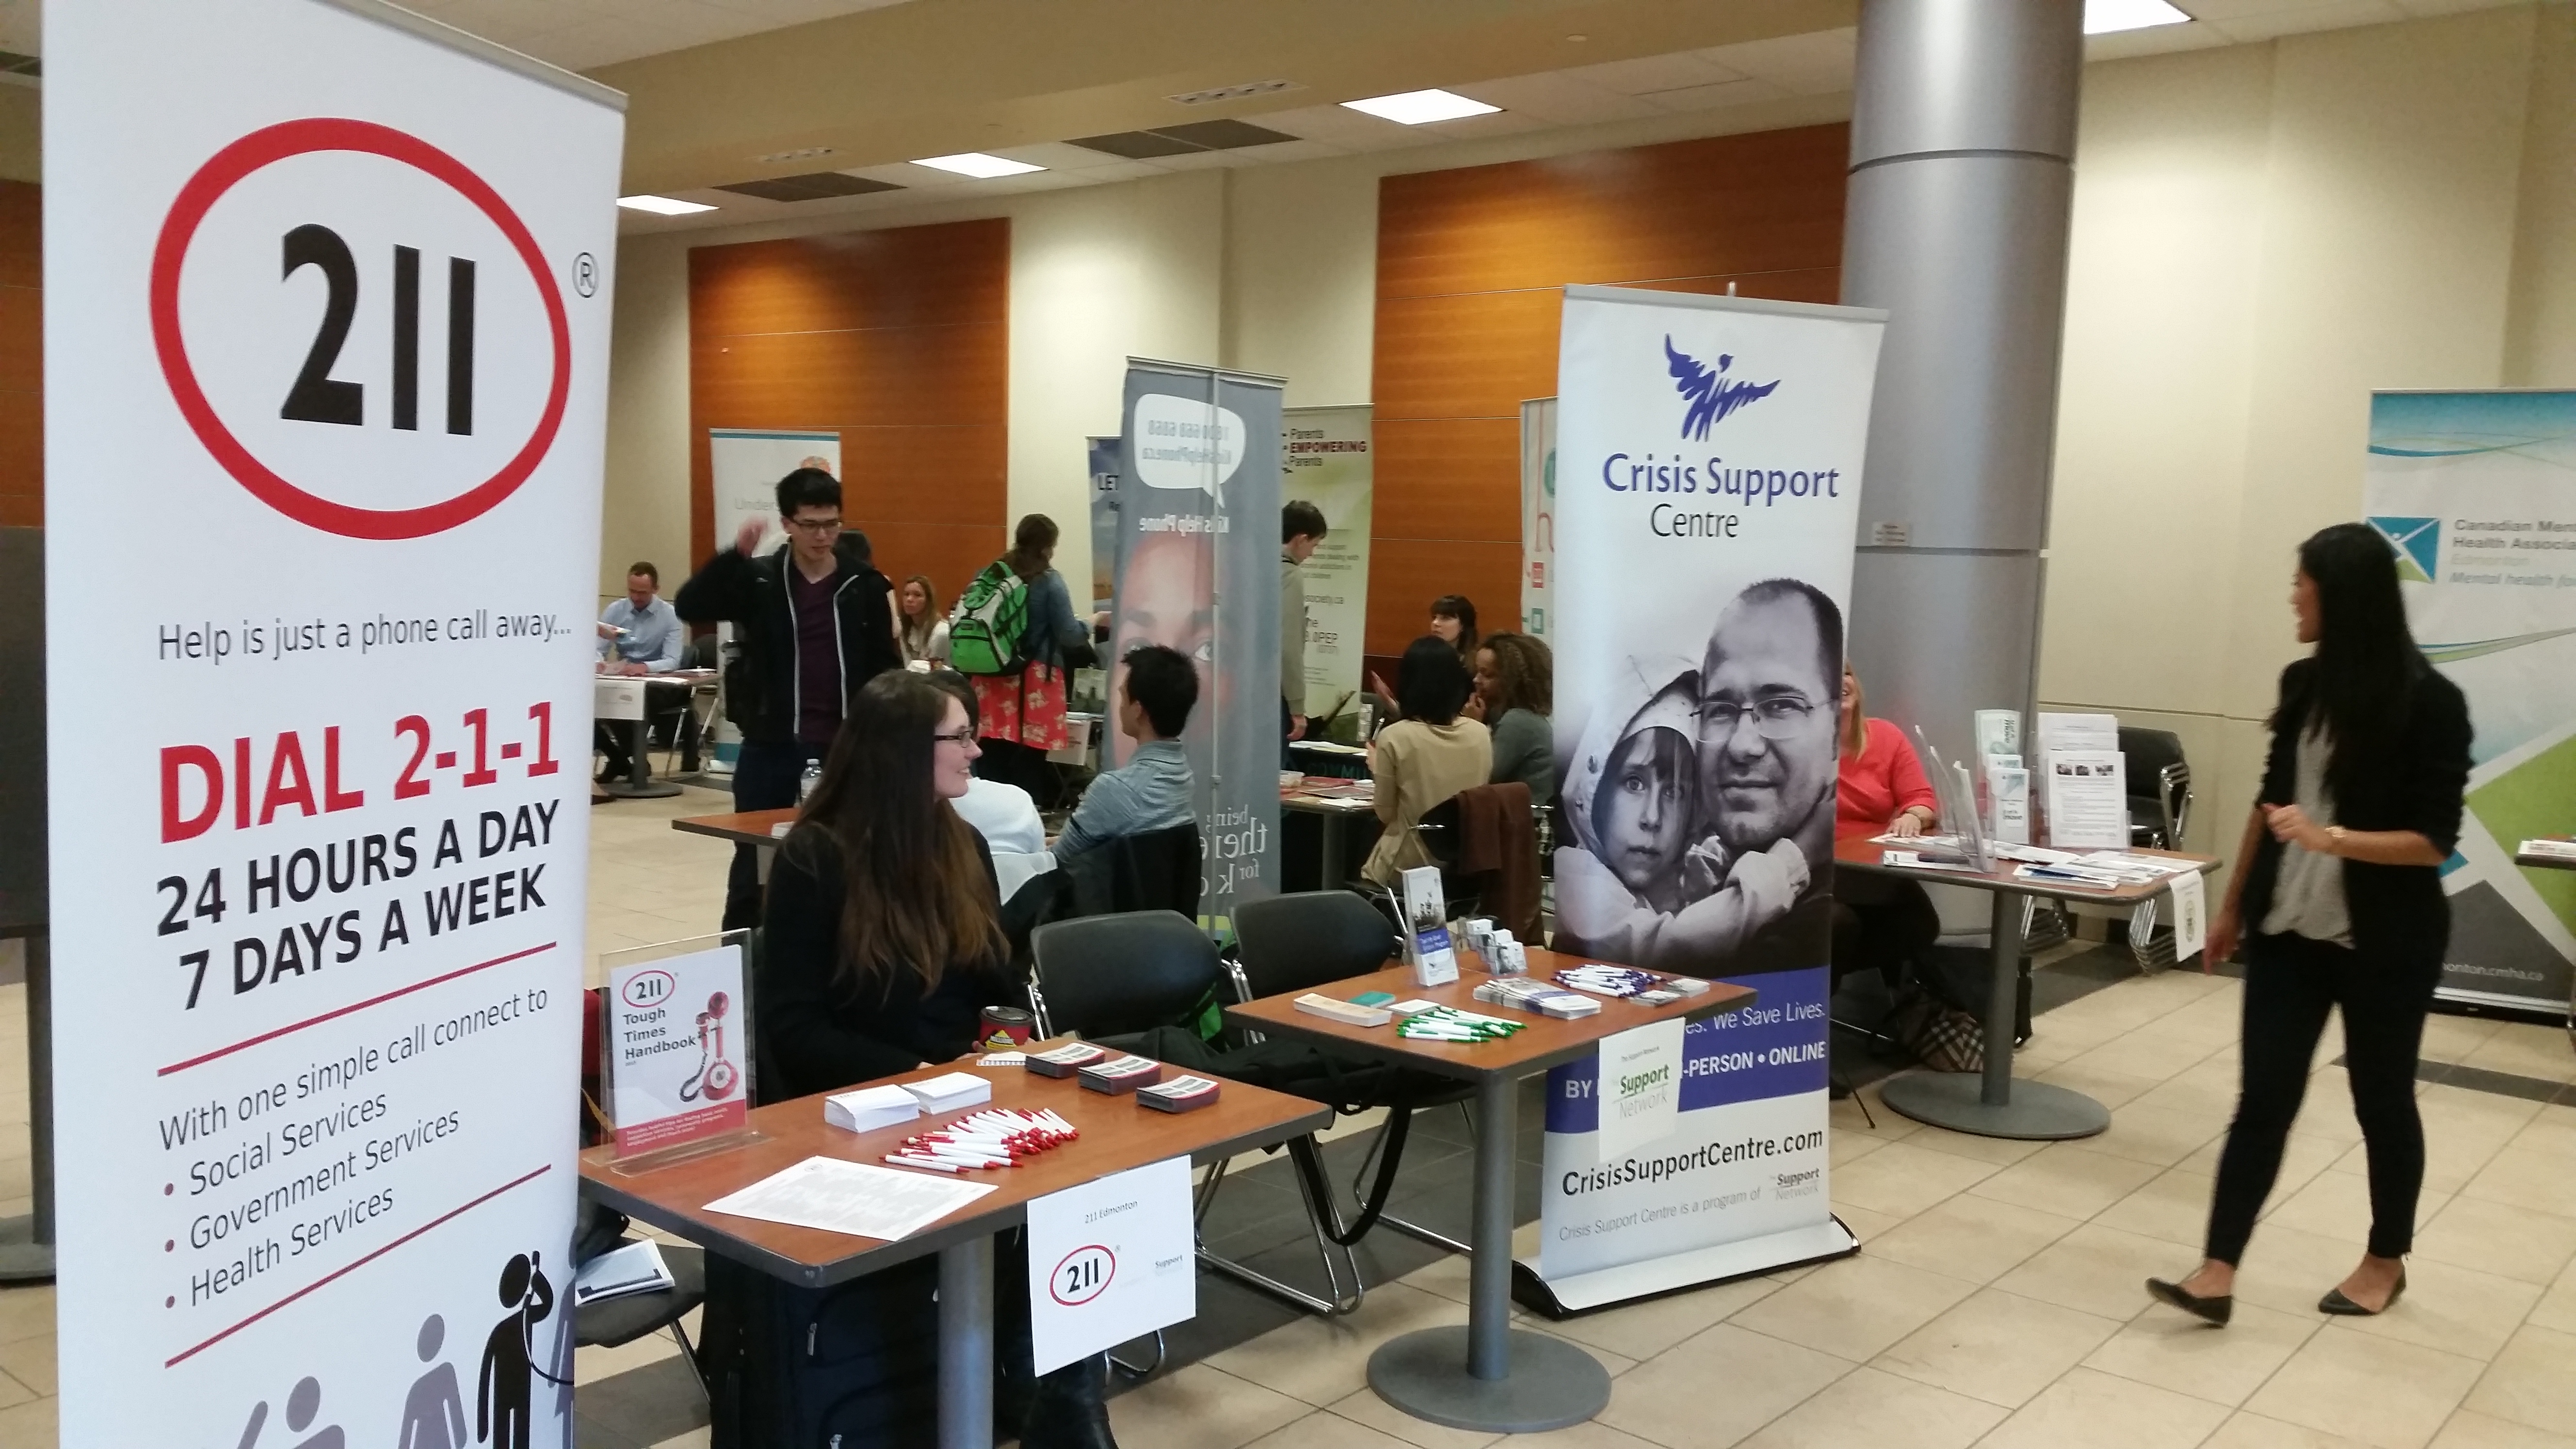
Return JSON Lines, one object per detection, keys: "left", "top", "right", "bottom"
{"left": 0, "top": 182, "right": 39, "bottom": 528}
{"left": 1367, "top": 123, "right": 1850, "bottom": 655}
{"left": 689, "top": 217, "right": 1009, "bottom": 603}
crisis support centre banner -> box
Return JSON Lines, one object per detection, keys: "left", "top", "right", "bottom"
{"left": 1280, "top": 404, "right": 1372, "bottom": 714}
{"left": 1524, "top": 287, "right": 1882, "bottom": 1313}
{"left": 1115, "top": 361, "right": 1283, "bottom": 920}
{"left": 2365, "top": 391, "right": 2576, "bottom": 1014}
{"left": 45, "top": 2, "right": 622, "bottom": 1443}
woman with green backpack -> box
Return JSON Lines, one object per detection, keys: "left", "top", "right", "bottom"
{"left": 952, "top": 514, "right": 1091, "bottom": 803}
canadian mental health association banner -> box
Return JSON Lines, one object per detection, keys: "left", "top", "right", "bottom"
{"left": 710, "top": 428, "right": 840, "bottom": 564}
{"left": 1280, "top": 404, "right": 1372, "bottom": 712}
{"left": 44, "top": 2, "right": 623, "bottom": 1444}
{"left": 2365, "top": 390, "right": 2576, "bottom": 1014}
{"left": 1113, "top": 360, "right": 1284, "bottom": 920}
{"left": 1522, "top": 287, "right": 1881, "bottom": 1314}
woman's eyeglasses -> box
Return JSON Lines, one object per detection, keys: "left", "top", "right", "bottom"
{"left": 932, "top": 729, "right": 977, "bottom": 745}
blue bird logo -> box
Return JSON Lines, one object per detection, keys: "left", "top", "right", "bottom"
{"left": 1665, "top": 335, "right": 1779, "bottom": 440}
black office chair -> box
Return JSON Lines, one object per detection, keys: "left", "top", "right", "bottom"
{"left": 2119, "top": 727, "right": 2192, "bottom": 850}
{"left": 1027, "top": 909, "right": 1220, "bottom": 1045}
{"left": 574, "top": 1238, "right": 710, "bottom": 1400}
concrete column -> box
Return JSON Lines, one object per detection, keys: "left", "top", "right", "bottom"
{"left": 1841, "top": 0, "right": 2083, "bottom": 785}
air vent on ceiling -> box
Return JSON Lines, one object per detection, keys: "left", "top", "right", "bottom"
{"left": 1067, "top": 119, "right": 1299, "bottom": 160}
{"left": 755, "top": 146, "right": 837, "bottom": 164}
{"left": 0, "top": 51, "right": 38, "bottom": 79}
{"left": 1165, "top": 79, "right": 1299, "bottom": 106}
{"left": 713, "top": 172, "right": 904, "bottom": 203}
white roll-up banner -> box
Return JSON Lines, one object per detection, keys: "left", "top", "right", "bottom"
{"left": 1520, "top": 398, "right": 1556, "bottom": 643}
{"left": 1280, "top": 404, "right": 1373, "bottom": 710}
{"left": 45, "top": 0, "right": 622, "bottom": 1442}
{"left": 1520, "top": 287, "right": 1880, "bottom": 1316}
{"left": 710, "top": 428, "right": 841, "bottom": 560}
{"left": 2364, "top": 391, "right": 2576, "bottom": 1014}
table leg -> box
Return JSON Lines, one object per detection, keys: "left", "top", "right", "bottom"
{"left": 1320, "top": 814, "right": 1347, "bottom": 888}
{"left": 937, "top": 1236, "right": 994, "bottom": 1449}
{"left": 605, "top": 716, "right": 682, "bottom": 799}
{"left": 1366, "top": 1074, "right": 1610, "bottom": 1432}
{"left": 1880, "top": 892, "right": 2109, "bottom": 1140}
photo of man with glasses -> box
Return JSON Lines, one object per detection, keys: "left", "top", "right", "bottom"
{"left": 676, "top": 466, "right": 902, "bottom": 927}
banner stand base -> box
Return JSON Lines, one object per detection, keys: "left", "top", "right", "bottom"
{"left": 0, "top": 1216, "right": 54, "bottom": 1284}
{"left": 1511, "top": 1217, "right": 1859, "bottom": 1319}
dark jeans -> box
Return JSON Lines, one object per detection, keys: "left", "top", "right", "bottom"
{"left": 725, "top": 739, "right": 826, "bottom": 930}
{"left": 2206, "top": 929, "right": 2441, "bottom": 1265}
{"left": 973, "top": 738, "right": 1059, "bottom": 811}
{"left": 1830, "top": 870, "right": 1939, "bottom": 993}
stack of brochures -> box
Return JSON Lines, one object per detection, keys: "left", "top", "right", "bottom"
{"left": 571, "top": 1240, "right": 676, "bottom": 1308}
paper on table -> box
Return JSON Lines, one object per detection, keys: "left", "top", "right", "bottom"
{"left": 2518, "top": 838, "right": 2576, "bottom": 860}
{"left": 703, "top": 1156, "right": 996, "bottom": 1241}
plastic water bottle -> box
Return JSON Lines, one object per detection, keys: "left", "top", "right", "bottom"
{"left": 798, "top": 760, "right": 822, "bottom": 805}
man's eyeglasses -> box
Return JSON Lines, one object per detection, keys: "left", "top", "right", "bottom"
{"left": 786, "top": 516, "right": 844, "bottom": 535}
{"left": 932, "top": 729, "right": 978, "bottom": 745}
{"left": 1700, "top": 694, "right": 1821, "bottom": 741}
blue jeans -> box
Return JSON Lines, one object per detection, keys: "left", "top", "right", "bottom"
{"left": 725, "top": 739, "right": 826, "bottom": 929}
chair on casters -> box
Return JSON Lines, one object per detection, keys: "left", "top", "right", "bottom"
{"left": 574, "top": 1239, "right": 710, "bottom": 1401}
{"left": 1028, "top": 910, "right": 1223, "bottom": 1377}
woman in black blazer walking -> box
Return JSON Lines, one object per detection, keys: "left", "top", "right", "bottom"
{"left": 2148, "top": 523, "right": 2471, "bottom": 1326}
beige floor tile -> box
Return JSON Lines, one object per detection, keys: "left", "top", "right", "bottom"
{"left": 2333, "top": 1261, "right": 2539, "bottom": 1362}
{"left": 2417, "top": 1013, "right": 2506, "bottom": 1063}
{"left": 1864, "top": 1195, "right": 2087, "bottom": 1286}
{"left": 2455, "top": 1121, "right": 2576, "bottom": 1221}
{"left": 2414, "top": 1195, "right": 2576, "bottom": 1287}
{"left": 0, "top": 1394, "right": 54, "bottom": 1449}
{"left": 2085, "top": 1299, "right": 2321, "bottom": 1408}
{"left": 1532, "top": 1272, "right": 1782, "bottom": 1362}
{"left": 0, "top": 1368, "right": 29, "bottom": 1410}
{"left": 1826, "top": 1141, "right": 2005, "bottom": 1220}
{"left": 647, "top": 1429, "right": 712, "bottom": 1449}
{"left": 2461, "top": 1324, "right": 2576, "bottom": 1439}
{"left": 2032, "top": 1062, "right": 2170, "bottom": 1112}
{"left": 1203, "top": 1282, "right": 1468, "bottom": 1408}
{"left": 0, "top": 1287, "right": 49, "bottom": 1345}
{"left": 1503, "top": 1420, "right": 1670, "bottom": 1449}
{"left": 1730, "top": 1254, "right": 1978, "bottom": 1362}
{"left": 1976, "top": 1365, "right": 2231, "bottom": 1449}
{"left": 1241, "top": 1410, "right": 1417, "bottom": 1449}
{"left": 2202, "top": 1411, "right": 2378, "bottom": 1448}
{"left": 1733, "top": 1365, "right": 2004, "bottom": 1449}
{"left": 1834, "top": 1085, "right": 1925, "bottom": 1144}
{"left": 2229, "top": 1223, "right": 2389, "bottom": 1318}
{"left": 1871, "top": 1286, "right": 2123, "bottom": 1408}
{"left": 1324, "top": 1387, "right": 1500, "bottom": 1449}
{"left": 2244, "top": 1325, "right": 2486, "bottom": 1449}
{"left": 2061, "top": 1032, "right": 2224, "bottom": 1087}
{"left": 2262, "top": 1167, "right": 2452, "bottom": 1250}
{"left": 1992, "top": 1222, "right": 2189, "bottom": 1321}
{"left": 1595, "top": 1322, "right": 1851, "bottom": 1449}
{"left": 2137, "top": 1071, "right": 2249, "bottom": 1127}
{"left": 2097, "top": 1167, "right": 2220, "bottom": 1250}
{"left": 1969, "top": 1145, "right": 2164, "bottom": 1221}
{"left": 2458, "top": 1028, "right": 2576, "bottom": 1085}
{"left": 1111, "top": 1364, "right": 1315, "bottom": 1449}
{"left": 1832, "top": 1204, "right": 1906, "bottom": 1243}
{"left": 2068, "top": 1103, "right": 2231, "bottom": 1170}
{"left": 2180, "top": 1132, "right": 2345, "bottom": 1205}
{"left": 2429, "top": 1410, "right": 2576, "bottom": 1449}
{"left": 0, "top": 1330, "right": 53, "bottom": 1398}
{"left": 2530, "top": 1259, "right": 2576, "bottom": 1335}
{"left": 1833, "top": 1131, "right": 1892, "bottom": 1169}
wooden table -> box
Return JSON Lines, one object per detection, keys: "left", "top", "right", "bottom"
{"left": 1279, "top": 785, "right": 1375, "bottom": 886}
{"left": 670, "top": 806, "right": 796, "bottom": 851}
{"left": 595, "top": 670, "right": 716, "bottom": 800}
{"left": 1837, "top": 836, "right": 2220, "bottom": 1141}
{"left": 580, "top": 1057, "right": 1330, "bottom": 1449}
{"left": 1226, "top": 950, "right": 1758, "bottom": 1434}
{"left": 2515, "top": 835, "right": 2576, "bottom": 872}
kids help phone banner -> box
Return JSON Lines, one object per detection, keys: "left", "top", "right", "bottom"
{"left": 44, "top": 1, "right": 622, "bottom": 1444}
{"left": 1113, "top": 360, "right": 1283, "bottom": 919}
{"left": 1524, "top": 287, "right": 1881, "bottom": 1315}
{"left": 2365, "top": 391, "right": 2576, "bottom": 1014}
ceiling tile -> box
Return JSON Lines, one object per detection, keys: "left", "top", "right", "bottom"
{"left": 2084, "top": 21, "right": 2231, "bottom": 59}
{"left": 2385, "top": 0, "right": 2519, "bottom": 13}
{"left": 1446, "top": 72, "right": 1659, "bottom": 126}
{"left": 1151, "top": 117, "right": 1303, "bottom": 149}
{"left": 1421, "top": 108, "right": 1557, "bottom": 140}
{"left": 2204, "top": 0, "right": 2407, "bottom": 39}
{"left": 1697, "top": 27, "right": 1857, "bottom": 95}
{"left": 988, "top": 140, "right": 1147, "bottom": 170}
{"left": 1561, "top": 52, "right": 1746, "bottom": 96}
{"left": 1639, "top": 77, "right": 1792, "bottom": 113}
{"left": 1220, "top": 138, "right": 1349, "bottom": 165}
{"left": 2179, "top": 0, "right": 2377, "bottom": 17}
{"left": 1248, "top": 102, "right": 1428, "bottom": 150}
{"left": 841, "top": 161, "right": 973, "bottom": 188}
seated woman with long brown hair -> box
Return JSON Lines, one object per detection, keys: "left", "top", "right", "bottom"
{"left": 758, "top": 669, "right": 1118, "bottom": 1449}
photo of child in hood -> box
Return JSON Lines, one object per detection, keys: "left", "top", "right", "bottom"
{"left": 1554, "top": 655, "right": 1809, "bottom": 969}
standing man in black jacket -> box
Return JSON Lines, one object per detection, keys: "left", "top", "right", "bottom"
{"left": 676, "top": 467, "right": 902, "bottom": 927}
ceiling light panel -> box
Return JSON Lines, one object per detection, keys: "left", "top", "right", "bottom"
{"left": 1339, "top": 89, "right": 1502, "bottom": 125}
{"left": 2084, "top": 0, "right": 2193, "bottom": 34}
{"left": 910, "top": 153, "right": 1047, "bottom": 178}
{"left": 616, "top": 194, "right": 717, "bottom": 215}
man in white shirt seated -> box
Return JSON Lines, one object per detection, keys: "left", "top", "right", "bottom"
{"left": 926, "top": 671, "right": 1054, "bottom": 902}
{"left": 595, "top": 562, "right": 687, "bottom": 782}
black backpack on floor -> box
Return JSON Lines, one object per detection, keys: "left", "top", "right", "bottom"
{"left": 698, "top": 1252, "right": 941, "bottom": 1449}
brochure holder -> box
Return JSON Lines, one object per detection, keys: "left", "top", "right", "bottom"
{"left": 600, "top": 930, "right": 767, "bottom": 1176}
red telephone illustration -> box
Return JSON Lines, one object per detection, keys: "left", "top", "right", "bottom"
{"left": 680, "top": 991, "right": 740, "bottom": 1102}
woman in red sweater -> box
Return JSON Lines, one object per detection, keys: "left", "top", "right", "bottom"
{"left": 1834, "top": 665, "right": 1941, "bottom": 990}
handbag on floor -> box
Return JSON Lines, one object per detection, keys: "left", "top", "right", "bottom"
{"left": 1886, "top": 984, "right": 1985, "bottom": 1074}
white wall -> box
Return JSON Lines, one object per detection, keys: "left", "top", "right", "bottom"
{"left": 2039, "top": 4, "right": 2574, "bottom": 875}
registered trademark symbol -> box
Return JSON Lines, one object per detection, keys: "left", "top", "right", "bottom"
{"left": 573, "top": 252, "right": 598, "bottom": 297}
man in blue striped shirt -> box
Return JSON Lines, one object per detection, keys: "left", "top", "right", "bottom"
{"left": 1056, "top": 644, "right": 1198, "bottom": 858}
{"left": 595, "top": 562, "right": 686, "bottom": 782}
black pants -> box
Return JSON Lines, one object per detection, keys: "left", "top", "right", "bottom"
{"left": 725, "top": 739, "right": 826, "bottom": 929}
{"left": 1831, "top": 871, "right": 1938, "bottom": 993}
{"left": 2206, "top": 930, "right": 2441, "bottom": 1265}
{"left": 974, "top": 738, "right": 1059, "bottom": 811}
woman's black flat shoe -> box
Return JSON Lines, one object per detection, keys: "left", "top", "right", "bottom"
{"left": 2146, "top": 1277, "right": 2233, "bottom": 1326}
{"left": 2319, "top": 1268, "right": 2405, "bottom": 1316}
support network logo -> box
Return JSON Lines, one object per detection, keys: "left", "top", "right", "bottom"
{"left": 2369, "top": 516, "right": 2439, "bottom": 583}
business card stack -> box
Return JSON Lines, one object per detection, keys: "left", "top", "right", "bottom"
{"left": 825, "top": 1084, "right": 924, "bottom": 1134}
{"left": 1473, "top": 977, "right": 1601, "bottom": 1018}
{"left": 1138, "top": 1075, "right": 1221, "bottom": 1113}
{"left": 1077, "top": 1054, "right": 1164, "bottom": 1094}
{"left": 1025, "top": 1042, "right": 1110, "bottom": 1079}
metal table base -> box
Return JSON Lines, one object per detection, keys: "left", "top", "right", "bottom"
{"left": 936, "top": 1237, "right": 994, "bottom": 1449}
{"left": 1367, "top": 1074, "right": 1611, "bottom": 1432}
{"left": 1880, "top": 892, "right": 2109, "bottom": 1141}
{"left": 602, "top": 718, "right": 683, "bottom": 800}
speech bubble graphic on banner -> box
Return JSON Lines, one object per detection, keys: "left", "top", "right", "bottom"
{"left": 1132, "top": 392, "right": 1245, "bottom": 497}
